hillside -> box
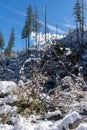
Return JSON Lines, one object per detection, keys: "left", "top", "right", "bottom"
{"left": 0, "top": 39, "right": 87, "bottom": 130}
{"left": 58, "top": 28, "right": 87, "bottom": 77}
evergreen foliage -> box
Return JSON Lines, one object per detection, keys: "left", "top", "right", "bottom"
{"left": 21, "top": 5, "right": 41, "bottom": 49}
{"left": 21, "top": 5, "right": 33, "bottom": 50}
{"left": 5, "top": 28, "right": 15, "bottom": 58}
{"left": 0, "top": 29, "right": 5, "bottom": 55}
{"left": 32, "top": 6, "right": 41, "bottom": 44}
{"left": 73, "top": 0, "right": 85, "bottom": 51}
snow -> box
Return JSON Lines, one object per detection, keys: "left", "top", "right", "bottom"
{"left": 0, "top": 109, "right": 80, "bottom": 130}
{"left": 0, "top": 95, "right": 18, "bottom": 105}
{"left": 12, "top": 116, "right": 36, "bottom": 130}
{"left": 0, "top": 104, "right": 17, "bottom": 115}
{"left": 46, "top": 110, "right": 62, "bottom": 119}
{"left": 0, "top": 124, "right": 13, "bottom": 130}
{"left": 0, "top": 81, "right": 82, "bottom": 130}
{"left": 50, "top": 111, "right": 81, "bottom": 130}
{"left": 80, "top": 101, "right": 87, "bottom": 111}
{"left": 0, "top": 80, "right": 87, "bottom": 130}
{"left": 0, "top": 81, "right": 17, "bottom": 94}
{"left": 65, "top": 47, "right": 72, "bottom": 55}
{"left": 76, "top": 123, "right": 87, "bottom": 130}
{"left": 18, "top": 80, "right": 24, "bottom": 87}
{"left": 31, "top": 31, "right": 65, "bottom": 48}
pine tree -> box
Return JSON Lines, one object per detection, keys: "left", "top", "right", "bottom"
{"left": 73, "top": 0, "right": 85, "bottom": 51}
{"left": 56, "top": 21, "right": 58, "bottom": 39}
{"left": 6, "top": 28, "right": 15, "bottom": 58}
{"left": 67, "top": 27, "right": 73, "bottom": 44}
{"left": 4, "top": 47, "right": 9, "bottom": 57}
{"left": 22, "top": 5, "right": 34, "bottom": 50}
{"left": 0, "top": 29, "right": 5, "bottom": 55}
{"left": 44, "top": 5, "right": 47, "bottom": 43}
{"left": 25, "top": 5, "right": 33, "bottom": 49}
{"left": 73, "top": 0, "right": 81, "bottom": 45}
{"left": 81, "top": 0, "right": 84, "bottom": 45}
{"left": 32, "top": 6, "right": 41, "bottom": 46}
{"left": 21, "top": 24, "right": 28, "bottom": 52}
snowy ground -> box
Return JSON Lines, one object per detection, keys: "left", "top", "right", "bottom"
{"left": 0, "top": 81, "right": 87, "bottom": 130}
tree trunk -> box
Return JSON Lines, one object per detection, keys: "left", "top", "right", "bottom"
{"left": 28, "top": 36, "right": 30, "bottom": 49}
{"left": 76, "top": 22, "right": 80, "bottom": 47}
{"left": 25, "top": 38, "right": 28, "bottom": 53}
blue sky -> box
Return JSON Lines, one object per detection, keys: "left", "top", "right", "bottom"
{"left": 0, "top": 0, "right": 82, "bottom": 51}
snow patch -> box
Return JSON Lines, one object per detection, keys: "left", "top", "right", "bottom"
{"left": 50, "top": 111, "right": 81, "bottom": 130}
{"left": 76, "top": 123, "right": 87, "bottom": 130}
{"left": 46, "top": 110, "right": 62, "bottom": 119}
{"left": 0, "top": 81, "right": 17, "bottom": 94}
{"left": 0, "top": 124, "right": 13, "bottom": 130}
{"left": 0, "top": 104, "right": 17, "bottom": 115}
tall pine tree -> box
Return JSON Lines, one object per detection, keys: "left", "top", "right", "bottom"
{"left": 0, "top": 29, "right": 5, "bottom": 55}
{"left": 25, "top": 5, "right": 33, "bottom": 49}
{"left": 32, "top": 6, "right": 41, "bottom": 44}
{"left": 73, "top": 0, "right": 85, "bottom": 51}
{"left": 22, "top": 5, "right": 33, "bottom": 50}
{"left": 81, "top": 0, "right": 84, "bottom": 46}
{"left": 5, "top": 28, "right": 15, "bottom": 58}
{"left": 21, "top": 24, "right": 28, "bottom": 52}
{"left": 73, "top": 0, "right": 81, "bottom": 45}
{"left": 44, "top": 5, "right": 47, "bottom": 43}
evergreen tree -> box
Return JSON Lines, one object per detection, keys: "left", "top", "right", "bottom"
{"left": 22, "top": 5, "right": 34, "bottom": 50}
{"left": 80, "top": 0, "right": 84, "bottom": 45}
{"left": 67, "top": 27, "right": 73, "bottom": 43}
{"left": 56, "top": 22, "right": 58, "bottom": 39}
{"left": 6, "top": 28, "right": 15, "bottom": 58}
{"left": 22, "top": 5, "right": 42, "bottom": 49}
{"left": 4, "top": 47, "right": 9, "bottom": 57}
{"left": 0, "top": 29, "right": 5, "bottom": 55}
{"left": 73, "top": 0, "right": 85, "bottom": 51}
{"left": 21, "top": 24, "right": 28, "bottom": 52}
{"left": 73, "top": 0, "right": 81, "bottom": 45}
{"left": 25, "top": 5, "right": 33, "bottom": 49}
{"left": 32, "top": 6, "right": 41, "bottom": 44}
{"left": 44, "top": 5, "right": 47, "bottom": 43}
